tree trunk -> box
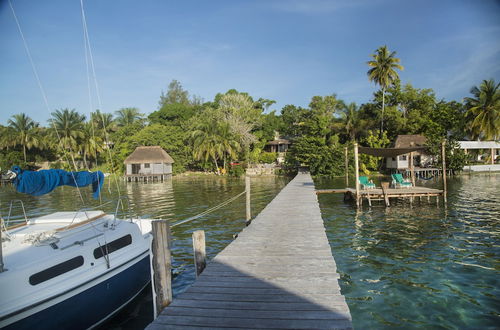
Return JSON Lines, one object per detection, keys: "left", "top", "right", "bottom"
{"left": 381, "top": 87, "right": 386, "bottom": 135}
{"left": 214, "top": 157, "right": 220, "bottom": 175}
{"left": 23, "top": 144, "right": 27, "bottom": 164}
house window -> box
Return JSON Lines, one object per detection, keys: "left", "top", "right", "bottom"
{"left": 392, "top": 157, "right": 396, "bottom": 161}
{"left": 29, "top": 256, "right": 84, "bottom": 285}
{"left": 144, "top": 163, "right": 150, "bottom": 168}
{"left": 400, "top": 155, "right": 407, "bottom": 161}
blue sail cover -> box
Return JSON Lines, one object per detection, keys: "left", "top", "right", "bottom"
{"left": 11, "top": 166, "right": 104, "bottom": 199}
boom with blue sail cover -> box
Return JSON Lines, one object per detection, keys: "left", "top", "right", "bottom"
{"left": 10, "top": 166, "right": 104, "bottom": 199}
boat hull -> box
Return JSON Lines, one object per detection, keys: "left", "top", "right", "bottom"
{"left": 2, "top": 254, "right": 150, "bottom": 330}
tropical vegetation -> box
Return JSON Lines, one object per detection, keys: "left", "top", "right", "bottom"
{"left": 1, "top": 47, "right": 498, "bottom": 177}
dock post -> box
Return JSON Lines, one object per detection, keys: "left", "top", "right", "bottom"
{"left": 344, "top": 146, "right": 349, "bottom": 186}
{"left": 192, "top": 230, "right": 206, "bottom": 277}
{"left": 410, "top": 152, "right": 415, "bottom": 186}
{"left": 0, "top": 221, "right": 4, "bottom": 273}
{"left": 354, "top": 143, "right": 360, "bottom": 207}
{"left": 245, "top": 176, "right": 251, "bottom": 223}
{"left": 441, "top": 141, "right": 447, "bottom": 204}
{"left": 151, "top": 220, "right": 173, "bottom": 318}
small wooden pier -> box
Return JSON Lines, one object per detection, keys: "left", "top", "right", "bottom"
{"left": 146, "top": 173, "right": 352, "bottom": 329}
{"left": 317, "top": 186, "right": 444, "bottom": 207}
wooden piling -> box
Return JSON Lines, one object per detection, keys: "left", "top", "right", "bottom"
{"left": 0, "top": 221, "right": 4, "bottom": 273}
{"left": 409, "top": 152, "right": 416, "bottom": 186}
{"left": 245, "top": 176, "right": 251, "bottom": 222}
{"left": 441, "top": 141, "right": 447, "bottom": 204}
{"left": 151, "top": 220, "right": 173, "bottom": 318}
{"left": 192, "top": 230, "right": 206, "bottom": 277}
{"left": 344, "top": 146, "right": 349, "bottom": 186}
{"left": 354, "top": 143, "right": 360, "bottom": 207}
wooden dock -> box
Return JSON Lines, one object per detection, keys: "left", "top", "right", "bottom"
{"left": 317, "top": 186, "right": 443, "bottom": 206}
{"left": 146, "top": 173, "right": 352, "bottom": 329}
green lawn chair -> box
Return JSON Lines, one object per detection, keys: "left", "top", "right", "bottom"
{"left": 359, "top": 176, "right": 375, "bottom": 189}
{"left": 391, "top": 173, "right": 412, "bottom": 188}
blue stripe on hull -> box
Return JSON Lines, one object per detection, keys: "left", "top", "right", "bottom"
{"left": 4, "top": 256, "right": 150, "bottom": 330}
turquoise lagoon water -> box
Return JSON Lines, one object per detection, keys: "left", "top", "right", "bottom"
{"left": 1, "top": 173, "right": 498, "bottom": 329}
{"left": 316, "top": 174, "right": 500, "bottom": 329}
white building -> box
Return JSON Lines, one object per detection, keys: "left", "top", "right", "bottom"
{"left": 124, "top": 146, "right": 174, "bottom": 180}
{"left": 386, "top": 135, "right": 433, "bottom": 170}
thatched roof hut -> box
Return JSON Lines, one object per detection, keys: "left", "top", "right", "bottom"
{"left": 124, "top": 146, "right": 174, "bottom": 177}
{"left": 124, "top": 146, "right": 174, "bottom": 164}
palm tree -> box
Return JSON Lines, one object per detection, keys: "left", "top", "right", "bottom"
{"left": 50, "top": 109, "right": 86, "bottom": 165}
{"left": 7, "top": 113, "right": 40, "bottom": 163}
{"left": 115, "top": 107, "right": 144, "bottom": 127}
{"left": 464, "top": 79, "right": 500, "bottom": 140}
{"left": 342, "top": 102, "right": 364, "bottom": 141}
{"left": 80, "top": 122, "right": 103, "bottom": 168}
{"left": 91, "top": 110, "right": 116, "bottom": 133}
{"left": 367, "top": 45, "right": 404, "bottom": 134}
{"left": 192, "top": 119, "right": 240, "bottom": 174}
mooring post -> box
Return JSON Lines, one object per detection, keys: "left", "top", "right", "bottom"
{"left": 344, "top": 146, "right": 349, "bottom": 186}
{"left": 151, "top": 220, "right": 173, "bottom": 318}
{"left": 245, "top": 176, "right": 251, "bottom": 222}
{"left": 441, "top": 140, "right": 447, "bottom": 204}
{"left": 0, "top": 221, "right": 4, "bottom": 273}
{"left": 192, "top": 230, "right": 206, "bottom": 277}
{"left": 354, "top": 143, "right": 360, "bottom": 207}
{"left": 409, "top": 151, "right": 416, "bottom": 186}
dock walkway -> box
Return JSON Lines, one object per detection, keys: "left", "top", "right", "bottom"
{"left": 147, "top": 173, "right": 352, "bottom": 329}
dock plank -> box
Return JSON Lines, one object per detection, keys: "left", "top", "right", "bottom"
{"left": 146, "top": 173, "right": 352, "bottom": 329}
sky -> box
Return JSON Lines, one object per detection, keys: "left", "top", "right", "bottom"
{"left": 1, "top": 0, "right": 499, "bottom": 126}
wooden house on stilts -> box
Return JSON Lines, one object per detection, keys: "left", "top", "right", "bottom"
{"left": 124, "top": 146, "right": 174, "bottom": 182}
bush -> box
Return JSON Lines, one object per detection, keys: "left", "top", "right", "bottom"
{"left": 228, "top": 164, "right": 245, "bottom": 177}
{"left": 259, "top": 152, "right": 277, "bottom": 164}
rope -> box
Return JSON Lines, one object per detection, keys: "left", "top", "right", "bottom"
{"left": 9, "top": 0, "right": 86, "bottom": 205}
{"left": 171, "top": 190, "right": 246, "bottom": 228}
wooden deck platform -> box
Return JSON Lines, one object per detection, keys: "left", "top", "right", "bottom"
{"left": 317, "top": 186, "right": 443, "bottom": 207}
{"left": 146, "top": 173, "right": 352, "bottom": 329}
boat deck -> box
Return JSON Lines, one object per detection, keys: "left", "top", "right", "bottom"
{"left": 146, "top": 173, "right": 352, "bottom": 329}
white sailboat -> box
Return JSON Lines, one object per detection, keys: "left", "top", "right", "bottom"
{"left": 0, "top": 205, "right": 153, "bottom": 329}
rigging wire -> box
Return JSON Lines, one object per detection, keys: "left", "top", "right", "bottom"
{"left": 79, "top": 0, "right": 122, "bottom": 198}
{"left": 8, "top": 0, "right": 86, "bottom": 205}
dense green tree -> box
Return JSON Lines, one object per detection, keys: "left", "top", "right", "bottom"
{"left": 50, "top": 109, "right": 86, "bottom": 165}
{"left": 367, "top": 45, "right": 404, "bottom": 133}
{"left": 7, "top": 113, "right": 40, "bottom": 163}
{"left": 159, "top": 79, "right": 190, "bottom": 106}
{"left": 148, "top": 103, "right": 198, "bottom": 126}
{"left": 464, "top": 79, "right": 500, "bottom": 140}
{"left": 341, "top": 102, "right": 366, "bottom": 141}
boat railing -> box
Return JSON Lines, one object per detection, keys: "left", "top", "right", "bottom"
{"left": 5, "top": 200, "right": 29, "bottom": 228}
{"left": 112, "top": 196, "right": 133, "bottom": 228}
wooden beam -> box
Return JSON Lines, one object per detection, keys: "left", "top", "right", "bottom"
{"left": 151, "top": 220, "right": 173, "bottom": 318}
{"left": 354, "top": 143, "right": 360, "bottom": 207}
{"left": 245, "top": 176, "right": 251, "bottom": 222}
{"left": 441, "top": 140, "right": 447, "bottom": 204}
{"left": 192, "top": 230, "right": 207, "bottom": 277}
{"left": 0, "top": 221, "right": 4, "bottom": 273}
{"left": 409, "top": 152, "right": 415, "bottom": 186}
{"left": 344, "top": 146, "right": 349, "bottom": 186}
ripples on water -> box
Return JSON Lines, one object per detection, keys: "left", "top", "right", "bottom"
{"left": 0, "top": 175, "right": 290, "bottom": 329}
{"left": 316, "top": 174, "right": 500, "bottom": 329}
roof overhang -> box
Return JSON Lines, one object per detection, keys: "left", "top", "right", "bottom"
{"left": 358, "top": 146, "right": 427, "bottom": 158}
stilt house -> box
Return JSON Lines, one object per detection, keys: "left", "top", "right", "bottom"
{"left": 124, "top": 146, "right": 174, "bottom": 182}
